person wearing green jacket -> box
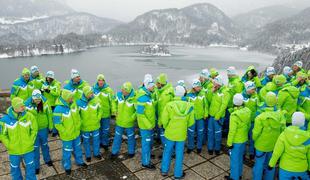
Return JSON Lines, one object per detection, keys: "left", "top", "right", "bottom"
{"left": 41, "top": 71, "right": 61, "bottom": 137}
{"left": 111, "top": 82, "right": 137, "bottom": 159}
{"left": 208, "top": 76, "right": 230, "bottom": 155}
{"left": 10, "top": 68, "right": 35, "bottom": 101}
{"left": 210, "top": 68, "right": 219, "bottom": 79}
{"left": 136, "top": 78, "right": 158, "bottom": 169}
{"left": 226, "top": 66, "right": 244, "bottom": 138}
{"left": 187, "top": 79, "right": 208, "bottom": 154}
{"left": 291, "top": 61, "right": 305, "bottom": 83}
{"left": 226, "top": 94, "right": 251, "bottom": 180}
{"left": 261, "top": 67, "right": 276, "bottom": 86}
{"left": 160, "top": 85, "right": 195, "bottom": 179}
{"left": 282, "top": 66, "right": 294, "bottom": 83}
{"left": 294, "top": 72, "right": 308, "bottom": 89}
{"left": 268, "top": 112, "right": 310, "bottom": 179}
{"left": 41, "top": 71, "right": 61, "bottom": 109}
{"left": 93, "top": 74, "right": 116, "bottom": 150}
{"left": 277, "top": 84, "right": 300, "bottom": 124}
{"left": 30, "top": 66, "right": 44, "bottom": 90}
{"left": 199, "top": 69, "right": 212, "bottom": 144}
{"left": 0, "top": 97, "right": 38, "bottom": 180}
{"left": 156, "top": 73, "right": 174, "bottom": 144}
{"left": 25, "top": 90, "right": 53, "bottom": 174}
{"left": 77, "top": 86, "right": 103, "bottom": 162}
{"left": 252, "top": 92, "right": 286, "bottom": 180}
{"left": 298, "top": 82, "right": 310, "bottom": 129}
{"left": 241, "top": 66, "right": 262, "bottom": 91}
{"left": 53, "top": 89, "right": 87, "bottom": 175}
{"left": 242, "top": 81, "right": 261, "bottom": 160}
{"left": 63, "top": 69, "right": 89, "bottom": 102}
{"left": 259, "top": 74, "right": 287, "bottom": 101}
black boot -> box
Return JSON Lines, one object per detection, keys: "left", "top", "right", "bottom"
{"left": 249, "top": 154, "right": 255, "bottom": 160}
{"left": 142, "top": 163, "right": 156, "bottom": 170}
{"left": 197, "top": 149, "right": 202, "bottom": 154}
{"left": 86, "top": 157, "right": 91, "bottom": 162}
{"left": 208, "top": 150, "right": 214, "bottom": 155}
{"left": 94, "top": 154, "right": 102, "bottom": 160}
{"left": 215, "top": 150, "right": 221, "bottom": 156}
{"left": 187, "top": 149, "right": 193, "bottom": 154}
{"left": 35, "top": 169, "right": 40, "bottom": 175}
{"left": 65, "top": 169, "right": 71, "bottom": 175}
{"left": 78, "top": 163, "right": 88, "bottom": 168}
{"left": 110, "top": 153, "right": 118, "bottom": 160}
{"left": 46, "top": 161, "right": 53, "bottom": 167}
{"left": 128, "top": 154, "right": 135, "bottom": 158}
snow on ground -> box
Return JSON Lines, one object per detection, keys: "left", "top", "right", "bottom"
{"left": 0, "top": 16, "right": 49, "bottom": 25}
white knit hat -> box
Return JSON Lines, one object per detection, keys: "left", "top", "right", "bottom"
{"left": 266, "top": 67, "right": 276, "bottom": 76}
{"left": 175, "top": 85, "right": 186, "bottom": 97}
{"left": 200, "top": 69, "right": 210, "bottom": 79}
{"left": 292, "top": 112, "right": 305, "bottom": 127}
{"left": 233, "top": 93, "right": 244, "bottom": 106}
{"left": 30, "top": 65, "right": 39, "bottom": 74}
{"left": 177, "top": 80, "right": 186, "bottom": 88}
{"left": 227, "top": 66, "right": 237, "bottom": 75}
{"left": 71, "top": 69, "right": 80, "bottom": 79}
{"left": 144, "top": 78, "right": 155, "bottom": 89}
{"left": 192, "top": 79, "right": 201, "bottom": 88}
{"left": 32, "top": 89, "right": 42, "bottom": 100}
{"left": 144, "top": 74, "right": 153, "bottom": 82}
{"left": 213, "top": 76, "right": 224, "bottom": 86}
{"left": 46, "top": 71, "right": 55, "bottom": 79}
{"left": 294, "top": 61, "right": 303, "bottom": 68}
{"left": 283, "top": 66, "right": 292, "bottom": 75}
{"left": 244, "top": 81, "right": 256, "bottom": 91}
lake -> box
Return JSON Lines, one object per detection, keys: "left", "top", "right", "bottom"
{"left": 0, "top": 46, "right": 275, "bottom": 90}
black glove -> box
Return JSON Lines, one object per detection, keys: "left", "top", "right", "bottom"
{"left": 307, "top": 171, "right": 310, "bottom": 177}
{"left": 45, "top": 89, "right": 50, "bottom": 93}
{"left": 227, "top": 145, "right": 233, "bottom": 149}
{"left": 267, "top": 165, "right": 273, "bottom": 171}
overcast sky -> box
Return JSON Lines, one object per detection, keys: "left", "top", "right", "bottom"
{"left": 65, "top": 0, "right": 308, "bottom": 22}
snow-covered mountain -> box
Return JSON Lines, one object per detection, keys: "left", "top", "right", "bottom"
{"left": 233, "top": 5, "right": 299, "bottom": 37}
{"left": 0, "top": 0, "right": 74, "bottom": 19}
{"left": 109, "top": 3, "right": 240, "bottom": 45}
{"left": 0, "top": 12, "right": 123, "bottom": 40}
{"left": 247, "top": 7, "right": 310, "bottom": 54}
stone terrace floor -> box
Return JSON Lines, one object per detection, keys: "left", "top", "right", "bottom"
{"left": 0, "top": 134, "right": 254, "bottom": 180}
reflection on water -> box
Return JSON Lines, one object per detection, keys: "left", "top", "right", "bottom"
{"left": 0, "top": 46, "right": 274, "bottom": 90}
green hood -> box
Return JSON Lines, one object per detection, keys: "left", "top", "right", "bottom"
{"left": 172, "top": 98, "right": 192, "bottom": 116}
{"left": 261, "top": 111, "right": 283, "bottom": 129}
{"left": 281, "top": 86, "right": 300, "bottom": 99}
{"left": 284, "top": 126, "right": 309, "bottom": 146}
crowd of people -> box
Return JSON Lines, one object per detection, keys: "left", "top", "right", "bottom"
{"left": 0, "top": 61, "right": 309, "bottom": 180}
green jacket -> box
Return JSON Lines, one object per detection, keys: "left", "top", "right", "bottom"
{"left": 115, "top": 90, "right": 136, "bottom": 128}
{"left": 53, "top": 98, "right": 81, "bottom": 141}
{"left": 136, "top": 87, "right": 156, "bottom": 130}
{"left": 63, "top": 79, "right": 90, "bottom": 102}
{"left": 259, "top": 81, "right": 280, "bottom": 102}
{"left": 241, "top": 66, "right": 262, "bottom": 89}
{"left": 0, "top": 107, "right": 38, "bottom": 155}
{"left": 269, "top": 126, "right": 310, "bottom": 172}
{"left": 30, "top": 74, "right": 45, "bottom": 90}
{"left": 298, "top": 86, "right": 310, "bottom": 121}
{"left": 277, "top": 85, "right": 300, "bottom": 123}
{"left": 77, "top": 95, "right": 102, "bottom": 132}
{"left": 160, "top": 97, "right": 195, "bottom": 141}
{"left": 157, "top": 83, "right": 174, "bottom": 126}
{"left": 227, "top": 76, "right": 244, "bottom": 108}
{"left": 209, "top": 86, "right": 231, "bottom": 120}
{"left": 25, "top": 97, "right": 53, "bottom": 130}
{"left": 227, "top": 106, "right": 252, "bottom": 146}
{"left": 187, "top": 89, "right": 208, "bottom": 120}
{"left": 242, "top": 91, "right": 261, "bottom": 121}
{"left": 41, "top": 79, "right": 61, "bottom": 107}
{"left": 10, "top": 76, "right": 35, "bottom": 101}
{"left": 93, "top": 83, "right": 116, "bottom": 118}
{"left": 252, "top": 107, "right": 286, "bottom": 152}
